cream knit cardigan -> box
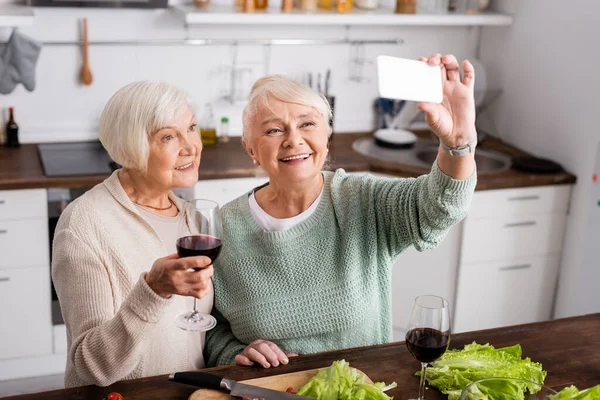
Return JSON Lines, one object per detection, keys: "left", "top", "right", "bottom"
{"left": 52, "top": 170, "right": 197, "bottom": 388}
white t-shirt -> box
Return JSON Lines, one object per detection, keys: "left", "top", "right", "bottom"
{"left": 248, "top": 188, "right": 324, "bottom": 232}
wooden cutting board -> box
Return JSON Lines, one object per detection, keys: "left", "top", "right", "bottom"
{"left": 189, "top": 368, "right": 373, "bottom": 400}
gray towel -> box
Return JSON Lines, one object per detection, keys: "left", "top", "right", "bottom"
{"left": 0, "top": 30, "right": 42, "bottom": 95}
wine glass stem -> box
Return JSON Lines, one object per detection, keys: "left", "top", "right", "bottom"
{"left": 193, "top": 298, "right": 197, "bottom": 312}
{"left": 418, "top": 362, "right": 427, "bottom": 400}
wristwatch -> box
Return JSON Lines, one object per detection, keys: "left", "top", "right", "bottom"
{"left": 440, "top": 139, "right": 477, "bottom": 156}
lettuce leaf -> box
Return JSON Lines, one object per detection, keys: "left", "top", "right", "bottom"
{"left": 421, "top": 342, "right": 547, "bottom": 400}
{"left": 297, "top": 360, "right": 397, "bottom": 400}
{"left": 549, "top": 384, "right": 600, "bottom": 400}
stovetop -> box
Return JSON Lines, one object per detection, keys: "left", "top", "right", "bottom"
{"left": 38, "top": 141, "right": 120, "bottom": 177}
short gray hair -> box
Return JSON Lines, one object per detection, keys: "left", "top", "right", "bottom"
{"left": 242, "top": 75, "right": 332, "bottom": 142}
{"left": 98, "top": 81, "right": 193, "bottom": 171}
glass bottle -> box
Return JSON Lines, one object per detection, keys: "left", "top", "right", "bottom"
{"left": 5, "top": 107, "right": 20, "bottom": 148}
{"left": 219, "top": 117, "right": 230, "bottom": 144}
{"left": 199, "top": 103, "right": 217, "bottom": 146}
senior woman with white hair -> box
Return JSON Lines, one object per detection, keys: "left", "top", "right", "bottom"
{"left": 205, "top": 53, "right": 478, "bottom": 368}
{"left": 52, "top": 81, "right": 214, "bottom": 387}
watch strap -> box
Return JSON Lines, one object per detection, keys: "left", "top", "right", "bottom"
{"left": 440, "top": 139, "right": 477, "bottom": 156}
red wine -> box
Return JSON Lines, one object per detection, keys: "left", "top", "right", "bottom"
{"left": 405, "top": 328, "right": 450, "bottom": 363}
{"left": 176, "top": 234, "right": 222, "bottom": 261}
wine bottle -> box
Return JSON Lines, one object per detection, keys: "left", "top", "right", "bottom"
{"left": 5, "top": 107, "right": 20, "bottom": 148}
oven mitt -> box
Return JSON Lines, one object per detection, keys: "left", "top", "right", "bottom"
{"left": 0, "top": 30, "right": 42, "bottom": 95}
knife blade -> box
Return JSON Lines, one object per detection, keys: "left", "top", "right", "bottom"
{"left": 169, "top": 371, "right": 314, "bottom": 400}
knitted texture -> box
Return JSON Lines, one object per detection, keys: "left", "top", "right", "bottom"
{"left": 205, "top": 163, "right": 476, "bottom": 366}
{"left": 52, "top": 171, "right": 201, "bottom": 388}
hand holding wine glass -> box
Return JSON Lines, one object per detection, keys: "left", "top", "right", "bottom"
{"left": 405, "top": 295, "right": 451, "bottom": 400}
{"left": 175, "top": 199, "right": 223, "bottom": 332}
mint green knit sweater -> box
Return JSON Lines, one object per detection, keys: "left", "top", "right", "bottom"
{"left": 205, "top": 163, "right": 476, "bottom": 366}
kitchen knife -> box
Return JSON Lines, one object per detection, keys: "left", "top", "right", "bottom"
{"left": 169, "top": 371, "right": 314, "bottom": 400}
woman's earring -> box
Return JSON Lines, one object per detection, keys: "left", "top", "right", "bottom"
{"left": 253, "top": 159, "right": 259, "bottom": 166}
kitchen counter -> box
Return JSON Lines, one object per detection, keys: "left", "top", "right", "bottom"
{"left": 5, "top": 313, "right": 600, "bottom": 399}
{"left": 0, "top": 133, "right": 576, "bottom": 191}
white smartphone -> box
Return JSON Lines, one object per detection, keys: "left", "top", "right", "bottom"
{"left": 377, "top": 55, "right": 443, "bottom": 104}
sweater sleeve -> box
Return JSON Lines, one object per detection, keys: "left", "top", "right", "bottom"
{"left": 204, "top": 307, "right": 247, "bottom": 367}
{"left": 371, "top": 160, "right": 476, "bottom": 257}
{"left": 52, "top": 228, "right": 173, "bottom": 387}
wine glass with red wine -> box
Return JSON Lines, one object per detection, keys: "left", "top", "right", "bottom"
{"left": 405, "top": 295, "right": 451, "bottom": 400}
{"left": 174, "top": 199, "right": 222, "bottom": 332}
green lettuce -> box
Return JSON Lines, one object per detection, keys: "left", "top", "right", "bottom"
{"left": 549, "top": 384, "right": 600, "bottom": 399}
{"left": 421, "top": 342, "right": 547, "bottom": 400}
{"left": 297, "top": 360, "right": 397, "bottom": 400}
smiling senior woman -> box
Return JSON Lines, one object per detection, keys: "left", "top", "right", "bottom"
{"left": 205, "top": 54, "right": 478, "bottom": 368}
{"left": 51, "top": 81, "right": 214, "bottom": 387}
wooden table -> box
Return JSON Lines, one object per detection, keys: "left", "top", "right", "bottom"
{"left": 6, "top": 314, "right": 600, "bottom": 399}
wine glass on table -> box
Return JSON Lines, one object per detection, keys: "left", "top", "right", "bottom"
{"left": 405, "top": 295, "right": 451, "bottom": 400}
{"left": 175, "top": 199, "right": 222, "bottom": 332}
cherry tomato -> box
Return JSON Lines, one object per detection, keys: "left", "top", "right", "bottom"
{"left": 107, "top": 392, "right": 124, "bottom": 400}
{"left": 286, "top": 387, "right": 297, "bottom": 394}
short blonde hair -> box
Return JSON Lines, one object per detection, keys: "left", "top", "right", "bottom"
{"left": 242, "top": 75, "right": 332, "bottom": 142}
{"left": 98, "top": 81, "right": 193, "bottom": 171}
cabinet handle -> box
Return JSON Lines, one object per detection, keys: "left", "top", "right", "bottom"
{"left": 0, "top": 277, "right": 10, "bottom": 282}
{"left": 499, "top": 264, "right": 532, "bottom": 271}
{"left": 507, "top": 195, "right": 540, "bottom": 201}
{"left": 504, "top": 221, "right": 536, "bottom": 228}
{"left": 0, "top": 229, "right": 7, "bottom": 234}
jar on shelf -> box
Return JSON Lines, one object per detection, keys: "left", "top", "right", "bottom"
{"left": 395, "top": 0, "right": 416, "bottom": 13}
{"left": 336, "top": 0, "right": 353, "bottom": 12}
{"left": 299, "top": 0, "right": 317, "bottom": 11}
{"left": 254, "top": 0, "right": 268, "bottom": 9}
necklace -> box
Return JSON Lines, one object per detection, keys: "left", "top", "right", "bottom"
{"left": 132, "top": 197, "right": 174, "bottom": 211}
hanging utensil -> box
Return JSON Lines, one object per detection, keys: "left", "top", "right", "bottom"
{"left": 80, "top": 18, "right": 93, "bottom": 86}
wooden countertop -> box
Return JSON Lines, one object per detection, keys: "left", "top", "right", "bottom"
{"left": 0, "top": 133, "right": 576, "bottom": 191}
{"left": 6, "top": 313, "right": 600, "bottom": 399}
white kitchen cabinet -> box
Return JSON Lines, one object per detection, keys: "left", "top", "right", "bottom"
{"left": 0, "top": 218, "right": 50, "bottom": 269}
{"left": 0, "top": 189, "right": 55, "bottom": 378}
{"left": 391, "top": 223, "right": 463, "bottom": 341}
{"left": 461, "top": 213, "right": 566, "bottom": 263}
{"left": 0, "top": 189, "right": 47, "bottom": 220}
{"left": 0, "top": 266, "right": 53, "bottom": 360}
{"left": 454, "top": 256, "right": 559, "bottom": 332}
{"left": 453, "top": 185, "right": 572, "bottom": 333}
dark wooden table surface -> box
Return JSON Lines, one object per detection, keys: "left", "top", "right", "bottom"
{"left": 0, "top": 133, "right": 575, "bottom": 191}
{"left": 6, "top": 314, "right": 600, "bottom": 400}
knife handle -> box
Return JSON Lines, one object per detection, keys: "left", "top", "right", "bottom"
{"left": 169, "top": 371, "right": 224, "bottom": 391}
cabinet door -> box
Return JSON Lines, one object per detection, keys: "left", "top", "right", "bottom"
{"left": 0, "top": 189, "right": 47, "bottom": 220}
{"left": 453, "top": 256, "right": 559, "bottom": 333}
{"left": 0, "top": 218, "right": 49, "bottom": 269}
{"left": 461, "top": 213, "right": 566, "bottom": 264}
{"left": 0, "top": 267, "right": 53, "bottom": 360}
{"left": 194, "top": 177, "right": 270, "bottom": 207}
{"left": 391, "top": 223, "right": 462, "bottom": 341}
{"left": 468, "top": 186, "right": 571, "bottom": 219}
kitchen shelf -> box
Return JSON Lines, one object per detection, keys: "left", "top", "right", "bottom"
{"left": 175, "top": 5, "right": 513, "bottom": 26}
{"left": 0, "top": 4, "right": 34, "bottom": 28}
